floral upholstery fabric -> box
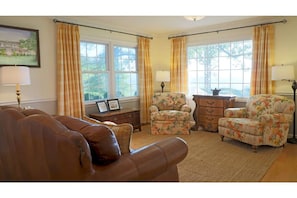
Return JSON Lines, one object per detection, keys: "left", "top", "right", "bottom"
{"left": 150, "top": 93, "right": 195, "bottom": 135}
{"left": 218, "top": 94, "right": 295, "bottom": 149}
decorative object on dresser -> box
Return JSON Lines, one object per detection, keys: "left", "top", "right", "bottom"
{"left": 192, "top": 95, "right": 235, "bottom": 132}
{"left": 90, "top": 108, "right": 141, "bottom": 131}
{"left": 95, "top": 100, "right": 109, "bottom": 113}
{"left": 107, "top": 98, "right": 121, "bottom": 111}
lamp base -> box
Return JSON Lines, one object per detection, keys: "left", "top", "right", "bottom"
{"left": 287, "top": 137, "right": 297, "bottom": 144}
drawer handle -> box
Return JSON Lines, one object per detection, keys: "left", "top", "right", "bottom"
{"left": 207, "top": 101, "right": 215, "bottom": 105}
{"left": 206, "top": 109, "right": 214, "bottom": 113}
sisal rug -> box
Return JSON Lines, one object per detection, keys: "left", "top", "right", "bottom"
{"left": 131, "top": 125, "right": 282, "bottom": 182}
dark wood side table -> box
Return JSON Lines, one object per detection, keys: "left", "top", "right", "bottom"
{"left": 192, "top": 95, "right": 235, "bottom": 132}
{"left": 89, "top": 108, "right": 141, "bottom": 131}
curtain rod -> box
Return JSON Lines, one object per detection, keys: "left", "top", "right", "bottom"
{"left": 168, "top": 19, "right": 287, "bottom": 39}
{"left": 53, "top": 19, "right": 153, "bottom": 40}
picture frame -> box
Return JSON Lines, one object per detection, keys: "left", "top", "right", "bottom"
{"left": 107, "top": 99, "right": 121, "bottom": 111}
{"left": 0, "top": 24, "right": 40, "bottom": 67}
{"left": 96, "top": 100, "right": 109, "bottom": 113}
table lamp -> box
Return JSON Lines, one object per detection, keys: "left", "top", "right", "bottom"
{"left": 0, "top": 66, "right": 31, "bottom": 108}
{"left": 156, "top": 70, "right": 170, "bottom": 93}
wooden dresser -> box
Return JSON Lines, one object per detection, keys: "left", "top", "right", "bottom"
{"left": 192, "top": 95, "right": 235, "bottom": 132}
{"left": 89, "top": 108, "right": 141, "bottom": 131}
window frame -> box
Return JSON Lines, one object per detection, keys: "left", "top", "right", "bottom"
{"left": 187, "top": 39, "right": 253, "bottom": 98}
{"left": 80, "top": 39, "right": 138, "bottom": 104}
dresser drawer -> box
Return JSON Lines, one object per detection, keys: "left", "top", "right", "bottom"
{"left": 199, "top": 99, "right": 225, "bottom": 107}
{"left": 199, "top": 107, "right": 224, "bottom": 116}
{"left": 199, "top": 115, "right": 220, "bottom": 123}
{"left": 200, "top": 121, "right": 218, "bottom": 132}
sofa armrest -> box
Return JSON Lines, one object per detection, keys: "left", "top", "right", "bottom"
{"left": 181, "top": 104, "right": 191, "bottom": 113}
{"left": 83, "top": 116, "right": 133, "bottom": 154}
{"left": 224, "top": 108, "right": 247, "bottom": 118}
{"left": 149, "top": 105, "right": 159, "bottom": 113}
{"left": 88, "top": 137, "right": 188, "bottom": 181}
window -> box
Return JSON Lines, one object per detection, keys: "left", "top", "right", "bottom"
{"left": 81, "top": 41, "right": 138, "bottom": 102}
{"left": 188, "top": 40, "right": 252, "bottom": 97}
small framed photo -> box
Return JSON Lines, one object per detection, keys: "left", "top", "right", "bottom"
{"left": 107, "top": 99, "right": 120, "bottom": 111}
{"left": 96, "top": 100, "right": 109, "bottom": 113}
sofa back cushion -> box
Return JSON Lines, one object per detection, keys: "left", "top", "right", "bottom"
{"left": 0, "top": 109, "right": 93, "bottom": 180}
{"left": 246, "top": 94, "right": 295, "bottom": 120}
{"left": 152, "top": 92, "right": 187, "bottom": 111}
{"left": 55, "top": 116, "right": 121, "bottom": 165}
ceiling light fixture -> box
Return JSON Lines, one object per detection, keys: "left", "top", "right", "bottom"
{"left": 184, "top": 16, "right": 205, "bottom": 22}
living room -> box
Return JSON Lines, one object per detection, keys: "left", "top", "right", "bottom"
{"left": 1, "top": 0, "right": 297, "bottom": 196}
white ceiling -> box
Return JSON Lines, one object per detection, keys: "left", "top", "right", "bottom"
{"left": 55, "top": 16, "right": 284, "bottom": 37}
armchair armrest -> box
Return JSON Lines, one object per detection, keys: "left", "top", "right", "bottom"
{"left": 149, "top": 105, "right": 159, "bottom": 113}
{"left": 181, "top": 104, "right": 191, "bottom": 113}
{"left": 89, "top": 137, "right": 188, "bottom": 181}
{"left": 258, "top": 113, "right": 293, "bottom": 124}
{"left": 224, "top": 108, "right": 247, "bottom": 118}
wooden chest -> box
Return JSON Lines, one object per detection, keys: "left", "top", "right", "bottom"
{"left": 192, "top": 95, "right": 235, "bottom": 132}
{"left": 89, "top": 108, "right": 141, "bottom": 131}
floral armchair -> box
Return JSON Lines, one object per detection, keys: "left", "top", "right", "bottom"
{"left": 150, "top": 92, "right": 195, "bottom": 135}
{"left": 218, "top": 94, "right": 295, "bottom": 151}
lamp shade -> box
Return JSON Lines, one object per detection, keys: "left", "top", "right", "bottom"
{"left": 0, "top": 66, "right": 31, "bottom": 85}
{"left": 156, "top": 71, "right": 170, "bottom": 82}
{"left": 271, "top": 65, "right": 295, "bottom": 81}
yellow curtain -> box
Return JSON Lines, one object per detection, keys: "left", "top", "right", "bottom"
{"left": 170, "top": 37, "right": 188, "bottom": 93}
{"left": 138, "top": 37, "right": 153, "bottom": 124}
{"left": 56, "top": 23, "right": 85, "bottom": 118}
{"left": 250, "top": 25, "right": 274, "bottom": 95}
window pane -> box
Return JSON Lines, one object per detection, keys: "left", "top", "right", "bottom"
{"left": 114, "top": 46, "right": 136, "bottom": 72}
{"left": 82, "top": 73, "right": 109, "bottom": 100}
{"left": 115, "top": 73, "right": 138, "bottom": 97}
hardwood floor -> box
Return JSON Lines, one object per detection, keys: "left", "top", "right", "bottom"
{"left": 261, "top": 143, "right": 297, "bottom": 182}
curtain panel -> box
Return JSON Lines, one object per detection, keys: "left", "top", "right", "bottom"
{"left": 56, "top": 23, "right": 85, "bottom": 118}
{"left": 170, "top": 37, "right": 188, "bottom": 93}
{"left": 137, "top": 37, "right": 153, "bottom": 124}
{"left": 250, "top": 24, "right": 275, "bottom": 95}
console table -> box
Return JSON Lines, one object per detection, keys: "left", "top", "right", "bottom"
{"left": 89, "top": 108, "right": 141, "bottom": 131}
{"left": 192, "top": 95, "right": 235, "bottom": 132}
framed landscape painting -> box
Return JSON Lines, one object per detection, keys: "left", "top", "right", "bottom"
{"left": 0, "top": 25, "right": 40, "bottom": 67}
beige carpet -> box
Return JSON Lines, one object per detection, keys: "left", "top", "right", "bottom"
{"left": 131, "top": 125, "right": 282, "bottom": 182}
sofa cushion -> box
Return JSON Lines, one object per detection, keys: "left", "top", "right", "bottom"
{"left": 55, "top": 116, "right": 121, "bottom": 165}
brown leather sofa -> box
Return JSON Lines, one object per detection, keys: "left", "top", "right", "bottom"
{"left": 0, "top": 106, "right": 188, "bottom": 181}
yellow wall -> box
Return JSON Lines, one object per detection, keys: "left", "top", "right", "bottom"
{"left": 150, "top": 35, "right": 171, "bottom": 92}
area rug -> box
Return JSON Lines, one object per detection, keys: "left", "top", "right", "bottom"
{"left": 130, "top": 125, "right": 282, "bottom": 182}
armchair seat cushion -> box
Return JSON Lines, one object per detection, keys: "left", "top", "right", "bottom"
{"left": 151, "top": 110, "right": 192, "bottom": 121}
{"left": 219, "top": 118, "right": 264, "bottom": 136}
